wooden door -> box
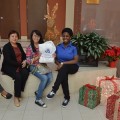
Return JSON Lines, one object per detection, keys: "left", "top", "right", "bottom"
{"left": 0, "top": 0, "right": 20, "bottom": 39}
{"left": 27, "top": 0, "right": 47, "bottom": 38}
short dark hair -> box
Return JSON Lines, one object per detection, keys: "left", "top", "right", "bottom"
{"left": 8, "top": 30, "right": 19, "bottom": 39}
{"left": 62, "top": 28, "right": 73, "bottom": 37}
{"left": 30, "top": 30, "right": 44, "bottom": 52}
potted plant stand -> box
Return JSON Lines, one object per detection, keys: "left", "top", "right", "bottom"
{"left": 78, "top": 53, "right": 98, "bottom": 67}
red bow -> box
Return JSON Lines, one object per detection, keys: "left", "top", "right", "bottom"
{"left": 104, "top": 75, "right": 116, "bottom": 80}
{"left": 85, "top": 84, "right": 96, "bottom": 90}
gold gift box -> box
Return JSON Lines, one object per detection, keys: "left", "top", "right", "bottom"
{"left": 86, "top": 0, "right": 100, "bottom": 4}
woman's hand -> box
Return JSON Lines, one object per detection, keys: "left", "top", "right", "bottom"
{"left": 56, "top": 63, "right": 63, "bottom": 70}
{"left": 35, "top": 53, "right": 41, "bottom": 60}
{"left": 52, "top": 53, "right": 56, "bottom": 58}
{"left": 21, "top": 60, "right": 26, "bottom": 68}
{"left": 35, "top": 56, "right": 40, "bottom": 60}
{"left": 32, "top": 53, "right": 41, "bottom": 64}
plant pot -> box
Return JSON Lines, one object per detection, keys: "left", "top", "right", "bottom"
{"left": 78, "top": 54, "right": 98, "bottom": 67}
{"left": 108, "top": 61, "right": 117, "bottom": 68}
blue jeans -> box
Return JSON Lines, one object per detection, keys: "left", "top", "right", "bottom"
{"left": 30, "top": 65, "right": 53, "bottom": 100}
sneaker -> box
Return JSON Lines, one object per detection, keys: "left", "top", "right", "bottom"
{"left": 46, "top": 91, "right": 55, "bottom": 99}
{"left": 34, "top": 91, "right": 38, "bottom": 96}
{"left": 62, "top": 99, "right": 70, "bottom": 108}
{"left": 35, "top": 99, "right": 47, "bottom": 108}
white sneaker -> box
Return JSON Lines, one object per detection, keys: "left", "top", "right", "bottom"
{"left": 35, "top": 99, "right": 47, "bottom": 108}
{"left": 46, "top": 91, "right": 55, "bottom": 99}
{"left": 62, "top": 99, "right": 70, "bottom": 108}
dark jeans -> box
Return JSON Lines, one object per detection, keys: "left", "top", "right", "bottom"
{"left": 14, "top": 68, "right": 29, "bottom": 97}
{"left": 0, "top": 84, "right": 4, "bottom": 93}
{"left": 52, "top": 64, "right": 79, "bottom": 100}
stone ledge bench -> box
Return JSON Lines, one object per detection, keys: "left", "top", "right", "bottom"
{"left": 0, "top": 62, "right": 117, "bottom": 97}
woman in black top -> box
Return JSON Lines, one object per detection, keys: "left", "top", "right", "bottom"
{"left": 1, "top": 30, "right": 29, "bottom": 107}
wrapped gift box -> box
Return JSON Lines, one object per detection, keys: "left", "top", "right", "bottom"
{"left": 106, "top": 92, "right": 120, "bottom": 120}
{"left": 79, "top": 84, "right": 101, "bottom": 109}
{"left": 96, "top": 76, "right": 120, "bottom": 105}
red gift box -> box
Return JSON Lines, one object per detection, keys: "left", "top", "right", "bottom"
{"left": 106, "top": 92, "right": 120, "bottom": 120}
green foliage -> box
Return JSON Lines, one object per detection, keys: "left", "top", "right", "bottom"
{"left": 71, "top": 33, "right": 86, "bottom": 54}
{"left": 71, "top": 32, "right": 108, "bottom": 59}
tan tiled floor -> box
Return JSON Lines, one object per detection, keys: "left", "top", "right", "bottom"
{"left": 0, "top": 93, "right": 108, "bottom": 120}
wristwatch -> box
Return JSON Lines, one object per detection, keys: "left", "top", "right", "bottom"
{"left": 61, "top": 62, "right": 64, "bottom": 65}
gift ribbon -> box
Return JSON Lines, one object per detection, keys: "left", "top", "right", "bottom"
{"left": 105, "top": 75, "right": 115, "bottom": 80}
{"left": 85, "top": 84, "right": 97, "bottom": 90}
{"left": 106, "top": 95, "right": 116, "bottom": 119}
{"left": 98, "top": 76, "right": 118, "bottom": 93}
{"left": 113, "top": 93, "right": 120, "bottom": 120}
{"left": 84, "top": 84, "right": 100, "bottom": 107}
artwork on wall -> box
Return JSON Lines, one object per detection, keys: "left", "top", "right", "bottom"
{"left": 86, "top": 0, "right": 100, "bottom": 4}
{"left": 44, "top": 3, "right": 60, "bottom": 45}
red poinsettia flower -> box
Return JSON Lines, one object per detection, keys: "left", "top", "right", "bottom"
{"left": 104, "top": 46, "right": 120, "bottom": 62}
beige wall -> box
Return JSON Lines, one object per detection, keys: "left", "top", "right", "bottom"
{"left": 65, "top": 0, "right": 75, "bottom": 30}
{"left": 80, "top": 0, "right": 120, "bottom": 45}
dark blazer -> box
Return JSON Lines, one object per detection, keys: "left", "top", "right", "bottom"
{"left": 1, "top": 42, "right": 26, "bottom": 79}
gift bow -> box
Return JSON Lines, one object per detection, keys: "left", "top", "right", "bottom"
{"left": 85, "top": 84, "right": 96, "bottom": 90}
{"left": 104, "top": 75, "right": 116, "bottom": 80}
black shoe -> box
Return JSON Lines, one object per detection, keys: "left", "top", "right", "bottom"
{"left": 46, "top": 91, "right": 55, "bottom": 99}
{"left": 62, "top": 99, "right": 70, "bottom": 108}
{"left": 35, "top": 99, "right": 47, "bottom": 108}
{"left": 1, "top": 93, "right": 12, "bottom": 99}
{"left": 34, "top": 91, "right": 38, "bottom": 96}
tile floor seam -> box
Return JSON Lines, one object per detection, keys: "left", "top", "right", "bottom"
{"left": 74, "top": 92, "right": 84, "bottom": 120}
{"left": 21, "top": 97, "right": 29, "bottom": 120}
{"left": 42, "top": 97, "right": 47, "bottom": 120}
{"left": 60, "top": 97, "right": 64, "bottom": 120}
{"left": 97, "top": 106, "right": 107, "bottom": 120}
{"left": 1, "top": 99, "right": 12, "bottom": 120}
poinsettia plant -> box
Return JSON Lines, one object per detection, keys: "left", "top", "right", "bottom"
{"left": 104, "top": 46, "right": 120, "bottom": 62}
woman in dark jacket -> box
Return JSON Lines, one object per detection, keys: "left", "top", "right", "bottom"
{"left": 1, "top": 30, "right": 29, "bottom": 107}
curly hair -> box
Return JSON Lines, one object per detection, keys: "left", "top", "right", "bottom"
{"left": 62, "top": 28, "right": 73, "bottom": 37}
